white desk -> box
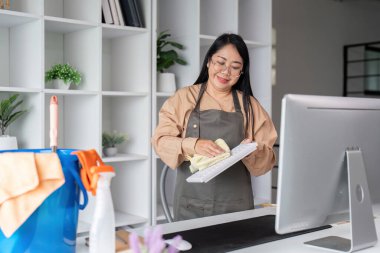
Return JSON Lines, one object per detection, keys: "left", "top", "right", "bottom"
{"left": 133, "top": 205, "right": 380, "bottom": 253}
{"left": 233, "top": 207, "right": 380, "bottom": 253}
{"left": 78, "top": 205, "right": 380, "bottom": 253}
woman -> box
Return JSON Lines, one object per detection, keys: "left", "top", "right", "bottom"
{"left": 152, "top": 33, "right": 277, "bottom": 221}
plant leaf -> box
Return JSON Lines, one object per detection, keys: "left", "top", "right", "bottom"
{"left": 175, "top": 58, "right": 187, "bottom": 65}
{"left": 0, "top": 94, "right": 27, "bottom": 135}
{"left": 3, "top": 110, "right": 27, "bottom": 129}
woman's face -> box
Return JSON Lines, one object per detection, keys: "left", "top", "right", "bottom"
{"left": 207, "top": 44, "right": 243, "bottom": 92}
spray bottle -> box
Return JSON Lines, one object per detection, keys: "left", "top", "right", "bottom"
{"left": 73, "top": 150, "right": 116, "bottom": 253}
{"left": 90, "top": 170, "right": 115, "bottom": 253}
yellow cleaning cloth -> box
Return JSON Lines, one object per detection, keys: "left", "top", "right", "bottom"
{"left": 0, "top": 152, "right": 64, "bottom": 238}
{"left": 188, "top": 139, "right": 231, "bottom": 173}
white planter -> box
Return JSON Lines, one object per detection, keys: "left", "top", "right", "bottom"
{"left": 53, "top": 79, "right": 71, "bottom": 90}
{"left": 157, "top": 73, "right": 176, "bottom": 93}
{"left": 0, "top": 136, "right": 18, "bottom": 150}
{"left": 103, "top": 147, "right": 118, "bottom": 157}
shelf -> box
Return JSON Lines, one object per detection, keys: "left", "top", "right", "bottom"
{"left": 199, "top": 35, "right": 268, "bottom": 49}
{"left": 199, "top": 34, "right": 216, "bottom": 47}
{"left": 77, "top": 210, "right": 147, "bottom": 237}
{"left": 347, "top": 58, "right": 380, "bottom": 63}
{"left": 0, "top": 87, "right": 41, "bottom": 93}
{"left": 156, "top": 92, "right": 174, "bottom": 97}
{"left": 254, "top": 197, "right": 272, "bottom": 206}
{"left": 45, "top": 16, "right": 96, "bottom": 33}
{"left": 44, "top": 89, "right": 99, "bottom": 95}
{"left": 102, "top": 24, "right": 148, "bottom": 39}
{"left": 346, "top": 90, "right": 380, "bottom": 96}
{"left": 103, "top": 153, "right": 149, "bottom": 163}
{"left": 115, "top": 210, "right": 148, "bottom": 227}
{"left": 347, "top": 74, "right": 380, "bottom": 79}
{"left": 0, "top": 9, "right": 39, "bottom": 27}
{"left": 102, "top": 91, "right": 149, "bottom": 97}
{"left": 245, "top": 39, "right": 269, "bottom": 49}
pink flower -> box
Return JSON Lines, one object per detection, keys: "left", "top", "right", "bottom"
{"left": 128, "top": 226, "right": 181, "bottom": 253}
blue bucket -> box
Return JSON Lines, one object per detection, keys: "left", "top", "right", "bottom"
{"left": 0, "top": 149, "right": 88, "bottom": 253}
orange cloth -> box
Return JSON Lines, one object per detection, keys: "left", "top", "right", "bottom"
{"left": 0, "top": 152, "right": 64, "bottom": 238}
{"left": 73, "top": 149, "right": 114, "bottom": 196}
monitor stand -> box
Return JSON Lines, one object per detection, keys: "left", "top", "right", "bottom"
{"left": 304, "top": 148, "right": 378, "bottom": 252}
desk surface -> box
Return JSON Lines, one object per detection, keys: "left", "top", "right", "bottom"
{"left": 77, "top": 205, "right": 380, "bottom": 253}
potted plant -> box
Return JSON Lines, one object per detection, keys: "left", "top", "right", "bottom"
{"left": 0, "top": 94, "right": 27, "bottom": 150}
{"left": 45, "top": 63, "right": 82, "bottom": 90}
{"left": 157, "top": 30, "right": 187, "bottom": 92}
{"left": 102, "top": 131, "right": 128, "bottom": 157}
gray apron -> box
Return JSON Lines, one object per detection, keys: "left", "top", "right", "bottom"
{"left": 173, "top": 84, "right": 254, "bottom": 221}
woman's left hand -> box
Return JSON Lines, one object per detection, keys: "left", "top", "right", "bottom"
{"left": 241, "top": 138, "right": 252, "bottom": 144}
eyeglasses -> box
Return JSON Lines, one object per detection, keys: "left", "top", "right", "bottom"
{"left": 210, "top": 59, "right": 243, "bottom": 78}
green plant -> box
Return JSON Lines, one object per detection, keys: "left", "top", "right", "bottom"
{"left": 157, "top": 30, "right": 187, "bottom": 73}
{"left": 45, "top": 63, "right": 82, "bottom": 86}
{"left": 102, "top": 131, "right": 128, "bottom": 148}
{"left": 0, "top": 94, "right": 27, "bottom": 136}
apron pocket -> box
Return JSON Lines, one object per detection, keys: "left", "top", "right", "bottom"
{"left": 214, "top": 198, "right": 252, "bottom": 215}
{"left": 177, "top": 197, "right": 212, "bottom": 220}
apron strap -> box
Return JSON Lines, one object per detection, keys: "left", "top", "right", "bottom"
{"left": 194, "top": 83, "right": 207, "bottom": 112}
{"left": 190, "top": 83, "right": 207, "bottom": 138}
{"left": 232, "top": 89, "right": 241, "bottom": 112}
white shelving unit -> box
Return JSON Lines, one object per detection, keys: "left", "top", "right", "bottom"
{"left": 0, "top": 0, "right": 152, "bottom": 235}
{"left": 152, "top": 0, "right": 273, "bottom": 224}
{"left": 1, "top": 0, "right": 272, "bottom": 233}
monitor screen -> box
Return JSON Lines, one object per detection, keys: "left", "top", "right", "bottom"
{"left": 275, "top": 94, "right": 380, "bottom": 241}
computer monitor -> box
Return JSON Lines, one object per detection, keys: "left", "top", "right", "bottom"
{"left": 275, "top": 94, "right": 379, "bottom": 252}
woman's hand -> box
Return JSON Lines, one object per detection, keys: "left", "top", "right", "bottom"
{"left": 241, "top": 138, "right": 253, "bottom": 144}
{"left": 195, "top": 139, "right": 225, "bottom": 157}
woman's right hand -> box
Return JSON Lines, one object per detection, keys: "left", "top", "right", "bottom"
{"left": 194, "top": 139, "right": 225, "bottom": 157}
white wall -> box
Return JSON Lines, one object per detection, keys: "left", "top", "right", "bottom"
{"left": 272, "top": 0, "right": 380, "bottom": 133}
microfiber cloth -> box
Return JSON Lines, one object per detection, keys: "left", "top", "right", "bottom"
{"left": 188, "top": 139, "right": 231, "bottom": 173}
{"left": 0, "top": 152, "right": 64, "bottom": 238}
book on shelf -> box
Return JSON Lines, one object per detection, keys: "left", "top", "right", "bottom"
{"left": 119, "top": 0, "right": 144, "bottom": 27}
{"left": 109, "top": 0, "right": 120, "bottom": 25}
{"left": 133, "top": 0, "right": 144, "bottom": 27}
{"left": 115, "top": 0, "right": 125, "bottom": 26}
{"left": 102, "top": 0, "right": 114, "bottom": 24}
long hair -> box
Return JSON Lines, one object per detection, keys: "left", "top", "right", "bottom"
{"left": 194, "top": 33, "right": 254, "bottom": 137}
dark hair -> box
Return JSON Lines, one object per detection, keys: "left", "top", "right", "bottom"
{"left": 194, "top": 33, "right": 254, "bottom": 137}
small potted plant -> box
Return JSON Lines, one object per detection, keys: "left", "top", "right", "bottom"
{"left": 102, "top": 131, "right": 128, "bottom": 157}
{"left": 157, "top": 30, "right": 187, "bottom": 92}
{"left": 45, "top": 63, "right": 82, "bottom": 90}
{"left": 0, "top": 94, "right": 27, "bottom": 149}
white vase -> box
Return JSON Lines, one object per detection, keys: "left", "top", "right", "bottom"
{"left": 103, "top": 147, "right": 118, "bottom": 157}
{"left": 157, "top": 73, "right": 176, "bottom": 93}
{"left": 0, "top": 136, "right": 18, "bottom": 150}
{"left": 53, "top": 79, "right": 71, "bottom": 90}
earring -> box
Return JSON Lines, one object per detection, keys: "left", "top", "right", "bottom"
{"left": 207, "top": 63, "right": 209, "bottom": 68}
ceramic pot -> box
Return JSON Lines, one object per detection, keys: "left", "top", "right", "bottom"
{"left": 157, "top": 73, "right": 176, "bottom": 92}
{"left": 53, "top": 79, "right": 71, "bottom": 90}
{"left": 0, "top": 135, "right": 18, "bottom": 150}
{"left": 103, "top": 147, "right": 117, "bottom": 157}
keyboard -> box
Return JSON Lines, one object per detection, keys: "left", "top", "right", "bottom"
{"left": 186, "top": 142, "right": 257, "bottom": 183}
{"left": 162, "top": 215, "right": 331, "bottom": 253}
